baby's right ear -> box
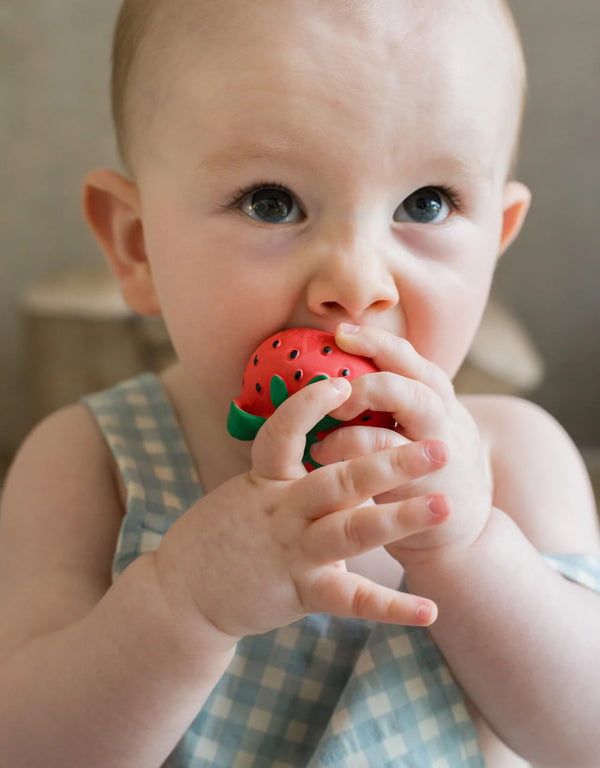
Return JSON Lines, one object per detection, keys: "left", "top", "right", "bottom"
{"left": 82, "top": 169, "right": 160, "bottom": 316}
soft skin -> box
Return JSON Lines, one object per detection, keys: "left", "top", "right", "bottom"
{"left": 0, "top": 2, "right": 599, "bottom": 768}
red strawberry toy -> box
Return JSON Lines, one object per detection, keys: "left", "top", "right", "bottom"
{"left": 227, "top": 328, "right": 395, "bottom": 470}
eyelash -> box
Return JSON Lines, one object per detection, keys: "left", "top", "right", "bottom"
{"left": 433, "top": 184, "right": 463, "bottom": 214}
{"left": 224, "top": 181, "right": 464, "bottom": 215}
{"left": 224, "top": 181, "right": 294, "bottom": 210}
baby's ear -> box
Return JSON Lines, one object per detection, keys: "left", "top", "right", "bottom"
{"left": 499, "top": 181, "right": 531, "bottom": 255}
{"left": 82, "top": 169, "right": 161, "bottom": 315}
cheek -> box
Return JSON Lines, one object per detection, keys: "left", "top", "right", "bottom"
{"left": 147, "top": 253, "right": 298, "bottom": 401}
{"left": 402, "top": 261, "right": 494, "bottom": 377}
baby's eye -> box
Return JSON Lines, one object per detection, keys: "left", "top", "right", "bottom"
{"left": 238, "top": 185, "right": 304, "bottom": 224}
{"left": 393, "top": 187, "right": 451, "bottom": 224}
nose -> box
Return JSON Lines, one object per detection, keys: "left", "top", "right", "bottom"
{"left": 305, "top": 230, "right": 399, "bottom": 324}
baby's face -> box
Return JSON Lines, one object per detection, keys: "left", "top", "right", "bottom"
{"left": 132, "top": 0, "right": 524, "bottom": 415}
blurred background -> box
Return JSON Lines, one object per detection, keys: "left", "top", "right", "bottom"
{"left": 0, "top": 0, "right": 598, "bottom": 495}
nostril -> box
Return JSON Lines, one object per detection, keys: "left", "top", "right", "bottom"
{"left": 371, "top": 299, "right": 394, "bottom": 312}
{"left": 319, "top": 298, "right": 394, "bottom": 315}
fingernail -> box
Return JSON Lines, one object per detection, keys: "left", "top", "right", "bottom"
{"left": 330, "top": 377, "right": 351, "bottom": 393}
{"left": 339, "top": 323, "right": 360, "bottom": 335}
{"left": 416, "top": 602, "right": 437, "bottom": 625}
{"left": 427, "top": 494, "right": 449, "bottom": 520}
{"left": 424, "top": 441, "right": 449, "bottom": 465}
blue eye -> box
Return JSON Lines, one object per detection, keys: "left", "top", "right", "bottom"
{"left": 239, "top": 185, "right": 304, "bottom": 224}
{"left": 394, "top": 187, "right": 451, "bottom": 224}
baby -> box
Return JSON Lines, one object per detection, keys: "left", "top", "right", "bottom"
{"left": 1, "top": 0, "right": 599, "bottom": 766}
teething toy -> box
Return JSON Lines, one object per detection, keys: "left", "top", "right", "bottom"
{"left": 227, "top": 328, "right": 395, "bottom": 470}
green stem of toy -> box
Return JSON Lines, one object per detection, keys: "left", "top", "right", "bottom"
{"left": 269, "top": 375, "right": 289, "bottom": 409}
{"left": 226, "top": 401, "right": 267, "bottom": 440}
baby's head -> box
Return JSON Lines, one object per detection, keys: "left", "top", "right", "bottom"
{"left": 84, "top": 0, "right": 532, "bottom": 411}
{"left": 110, "top": 0, "right": 526, "bottom": 178}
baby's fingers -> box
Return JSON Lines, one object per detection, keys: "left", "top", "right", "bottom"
{"left": 252, "top": 377, "right": 352, "bottom": 480}
{"left": 302, "top": 440, "right": 449, "bottom": 516}
{"left": 306, "top": 569, "right": 437, "bottom": 626}
{"left": 335, "top": 324, "right": 454, "bottom": 404}
{"left": 311, "top": 425, "right": 408, "bottom": 466}
{"left": 303, "top": 494, "right": 449, "bottom": 564}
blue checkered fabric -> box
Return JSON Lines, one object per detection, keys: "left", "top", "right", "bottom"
{"left": 84, "top": 374, "right": 600, "bottom": 768}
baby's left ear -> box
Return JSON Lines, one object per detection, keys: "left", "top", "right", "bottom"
{"left": 82, "top": 168, "right": 161, "bottom": 316}
{"left": 499, "top": 181, "right": 531, "bottom": 255}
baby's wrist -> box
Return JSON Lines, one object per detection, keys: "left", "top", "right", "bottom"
{"left": 400, "top": 506, "right": 515, "bottom": 592}
{"left": 399, "top": 504, "right": 493, "bottom": 573}
{"left": 146, "top": 548, "right": 239, "bottom": 660}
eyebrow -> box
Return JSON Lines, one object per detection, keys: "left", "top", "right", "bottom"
{"left": 198, "top": 139, "right": 304, "bottom": 173}
{"left": 199, "top": 138, "right": 496, "bottom": 187}
{"left": 421, "top": 149, "right": 494, "bottom": 185}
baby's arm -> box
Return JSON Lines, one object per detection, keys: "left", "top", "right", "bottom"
{"left": 426, "top": 395, "right": 600, "bottom": 768}
{"left": 0, "top": 405, "right": 235, "bottom": 767}
{"left": 325, "top": 325, "right": 600, "bottom": 768}
{"left": 0, "top": 377, "right": 447, "bottom": 767}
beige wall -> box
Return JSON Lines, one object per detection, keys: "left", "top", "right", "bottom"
{"left": 0, "top": 0, "right": 122, "bottom": 461}
{"left": 1, "top": 0, "right": 599, "bottom": 465}
{"left": 495, "top": 1, "right": 600, "bottom": 446}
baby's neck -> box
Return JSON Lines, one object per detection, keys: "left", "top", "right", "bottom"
{"left": 160, "top": 364, "right": 252, "bottom": 493}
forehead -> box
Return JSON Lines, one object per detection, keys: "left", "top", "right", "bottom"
{"left": 135, "top": 0, "right": 522, "bottom": 178}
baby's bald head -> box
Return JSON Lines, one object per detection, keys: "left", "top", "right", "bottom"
{"left": 111, "top": 0, "right": 526, "bottom": 176}
{"left": 111, "top": 0, "right": 181, "bottom": 172}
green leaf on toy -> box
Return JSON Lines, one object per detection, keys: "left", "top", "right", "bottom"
{"left": 307, "top": 374, "right": 329, "bottom": 386}
{"left": 314, "top": 414, "right": 343, "bottom": 434}
{"left": 269, "top": 375, "right": 289, "bottom": 409}
{"left": 227, "top": 401, "right": 267, "bottom": 441}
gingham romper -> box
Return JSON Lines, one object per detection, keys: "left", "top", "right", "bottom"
{"left": 84, "top": 373, "right": 600, "bottom": 768}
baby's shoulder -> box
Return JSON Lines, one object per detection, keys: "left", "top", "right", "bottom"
{"left": 461, "top": 392, "right": 566, "bottom": 448}
{"left": 2, "top": 403, "right": 124, "bottom": 549}
{"left": 7, "top": 402, "right": 115, "bottom": 484}
{"left": 0, "top": 404, "right": 124, "bottom": 646}
{"left": 461, "top": 394, "right": 599, "bottom": 553}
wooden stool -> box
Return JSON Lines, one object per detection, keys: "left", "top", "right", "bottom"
{"left": 21, "top": 268, "right": 175, "bottom": 425}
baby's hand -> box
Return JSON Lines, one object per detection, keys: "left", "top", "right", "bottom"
{"left": 156, "top": 376, "right": 449, "bottom": 640}
{"left": 313, "top": 325, "right": 493, "bottom": 564}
